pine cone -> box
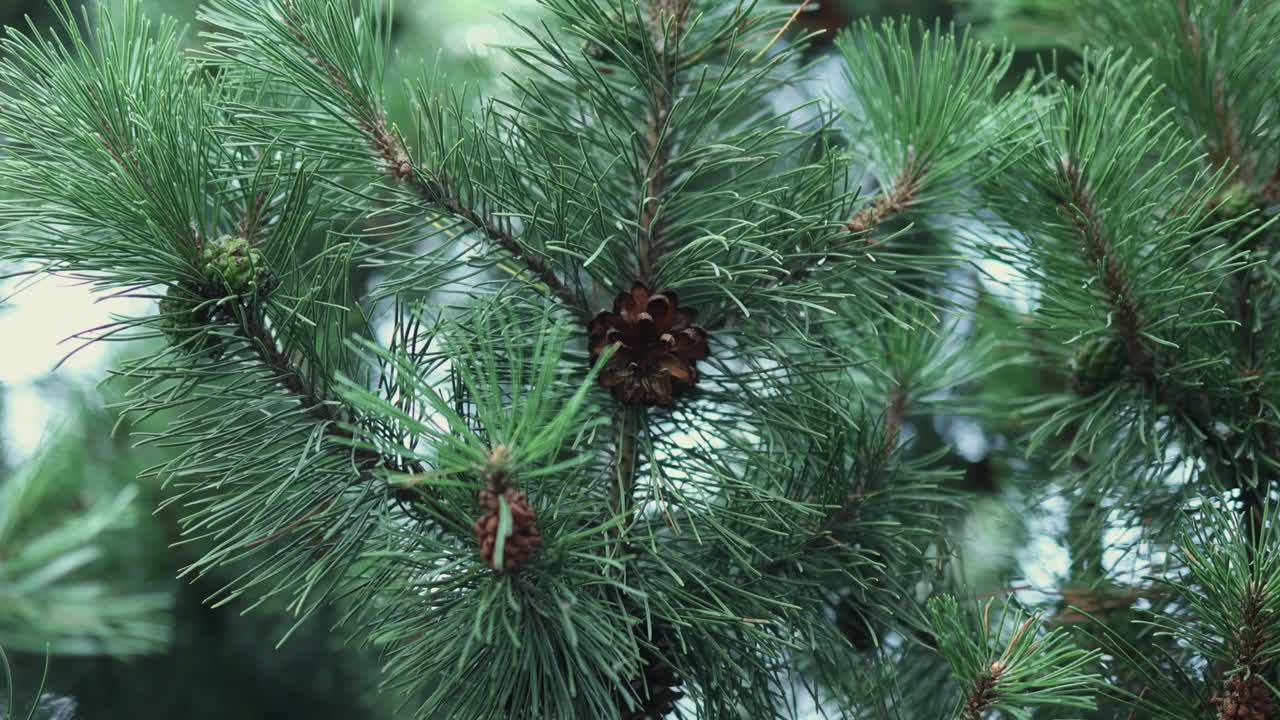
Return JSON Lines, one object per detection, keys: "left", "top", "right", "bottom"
{"left": 474, "top": 483, "right": 542, "bottom": 571}
{"left": 1070, "top": 335, "right": 1130, "bottom": 396}
{"left": 619, "top": 636, "right": 685, "bottom": 720}
{"left": 201, "top": 234, "right": 271, "bottom": 296}
{"left": 1212, "top": 674, "right": 1276, "bottom": 720}
{"left": 588, "top": 283, "right": 709, "bottom": 407}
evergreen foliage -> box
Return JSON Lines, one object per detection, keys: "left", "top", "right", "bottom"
{"left": 2, "top": 0, "right": 1280, "bottom": 718}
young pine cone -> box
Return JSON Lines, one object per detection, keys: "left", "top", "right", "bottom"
{"left": 588, "top": 282, "right": 709, "bottom": 407}
{"left": 474, "top": 484, "right": 542, "bottom": 571}
{"left": 201, "top": 234, "right": 272, "bottom": 297}
{"left": 1213, "top": 674, "right": 1276, "bottom": 720}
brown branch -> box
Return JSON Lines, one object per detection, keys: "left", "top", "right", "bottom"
{"left": 617, "top": 632, "right": 684, "bottom": 720}
{"left": 237, "top": 148, "right": 273, "bottom": 244}
{"left": 237, "top": 189, "right": 270, "bottom": 244}
{"left": 243, "top": 494, "right": 335, "bottom": 549}
{"left": 92, "top": 64, "right": 451, "bottom": 549}
{"left": 279, "top": 1, "right": 588, "bottom": 318}
{"left": 240, "top": 306, "right": 342, "bottom": 426}
{"left": 1227, "top": 207, "right": 1280, "bottom": 550}
{"left": 705, "top": 163, "right": 922, "bottom": 331}
{"left": 635, "top": 0, "right": 691, "bottom": 285}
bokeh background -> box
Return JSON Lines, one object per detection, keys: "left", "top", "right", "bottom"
{"left": 0, "top": 1, "right": 1079, "bottom": 718}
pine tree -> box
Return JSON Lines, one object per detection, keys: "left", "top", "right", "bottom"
{"left": 4, "top": 0, "right": 1280, "bottom": 718}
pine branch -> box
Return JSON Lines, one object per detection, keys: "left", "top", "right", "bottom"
{"left": 276, "top": 0, "right": 589, "bottom": 319}
{"left": 1150, "top": 501, "right": 1280, "bottom": 720}
{"left": 240, "top": 304, "right": 338, "bottom": 423}
{"left": 1233, "top": 234, "right": 1269, "bottom": 547}
{"left": 233, "top": 286, "right": 474, "bottom": 538}
{"left": 1084, "top": 0, "right": 1280, "bottom": 199}
{"left": 1052, "top": 156, "right": 1266, "bottom": 495}
{"left": 89, "top": 76, "right": 370, "bottom": 473}
{"left": 929, "top": 596, "right": 1101, "bottom": 718}
{"left": 616, "top": 631, "right": 684, "bottom": 720}
{"left": 236, "top": 188, "right": 271, "bottom": 243}
{"left": 1059, "top": 154, "right": 1280, "bottom": 523}
{"left": 602, "top": 0, "right": 692, "bottom": 556}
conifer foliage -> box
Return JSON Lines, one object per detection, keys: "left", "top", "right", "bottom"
{"left": 3, "top": 0, "right": 1280, "bottom": 718}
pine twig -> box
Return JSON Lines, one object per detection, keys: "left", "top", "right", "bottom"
{"left": 847, "top": 165, "right": 921, "bottom": 237}
{"left": 785, "top": 161, "right": 921, "bottom": 286}
{"left": 609, "top": 406, "right": 641, "bottom": 539}
{"left": 635, "top": 0, "right": 691, "bottom": 285}
{"left": 1056, "top": 157, "right": 1275, "bottom": 492}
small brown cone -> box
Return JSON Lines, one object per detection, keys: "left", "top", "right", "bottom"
{"left": 474, "top": 481, "right": 542, "bottom": 571}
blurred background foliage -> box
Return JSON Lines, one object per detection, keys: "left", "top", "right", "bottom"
{"left": 0, "top": 0, "right": 1084, "bottom": 718}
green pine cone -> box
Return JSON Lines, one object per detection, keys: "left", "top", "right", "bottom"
{"left": 1071, "top": 335, "right": 1130, "bottom": 396}
{"left": 201, "top": 235, "right": 271, "bottom": 296}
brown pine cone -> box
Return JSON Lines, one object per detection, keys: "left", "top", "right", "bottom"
{"left": 474, "top": 485, "right": 542, "bottom": 571}
{"left": 588, "top": 283, "right": 709, "bottom": 407}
